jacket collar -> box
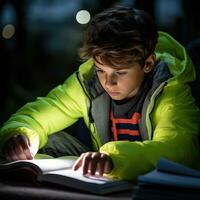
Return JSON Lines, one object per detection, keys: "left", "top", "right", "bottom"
{"left": 82, "top": 61, "right": 172, "bottom": 143}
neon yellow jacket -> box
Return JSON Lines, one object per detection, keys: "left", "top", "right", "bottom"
{"left": 0, "top": 32, "right": 200, "bottom": 180}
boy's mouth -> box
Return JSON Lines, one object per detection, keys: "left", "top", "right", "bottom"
{"left": 107, "top": 90, "right": 120, "bottom": 96}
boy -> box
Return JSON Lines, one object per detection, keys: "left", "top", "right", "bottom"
{"left": 0, "top": 6, "right": 199, "bottom": 181}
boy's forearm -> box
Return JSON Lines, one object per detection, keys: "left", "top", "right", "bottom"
{"left": 100, "top": 135, "right": 199, "bottom": 180}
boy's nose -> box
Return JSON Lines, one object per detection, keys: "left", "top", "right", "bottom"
{"left": 105, "top": 74, "right": 117, "bottom": 86}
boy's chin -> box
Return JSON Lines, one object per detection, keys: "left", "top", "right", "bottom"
{"left": 109, "top": 95, "right": 125, "bottom": 101}
{"left": 109, "top": 94, "right": 135, "bottom": 101}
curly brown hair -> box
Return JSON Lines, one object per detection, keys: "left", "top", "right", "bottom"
{"left": 79, "top": 6, "right": 158, "bottom": 68}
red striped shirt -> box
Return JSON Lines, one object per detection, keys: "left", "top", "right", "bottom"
{"left": 110, "top": 111, "right": 141, "bottom": 141}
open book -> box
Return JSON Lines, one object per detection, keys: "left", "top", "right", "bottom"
{"left": 137, "top": 158, "right": 200, "bottom": 189}
{"left": 0, "top": 156, "right": 133, "bottom": 195}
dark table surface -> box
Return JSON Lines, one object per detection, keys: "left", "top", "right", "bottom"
{"left": 0, "top": 178, "right": 133, "bottom": 200}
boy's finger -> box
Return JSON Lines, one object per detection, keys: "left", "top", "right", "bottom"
{"left": 17, "top": 135, "right": 30, "bottom": 149}
{"left": 13, "top": 143, "right": 28, "bottom": 160}
{"left": 10, "top": 135, "right": 32, "bottom": 160}
{"left": 90, "top": 153, "right": 99, "bottom": 175}
{"left": 72, "top": 153, "right": 85, "bottom": 170}
{"left": 6, "top": 145, "right": 19, "bottom": 161}
{"left": 104, "top": 156, "right": 113, "bottom": 174}
{"left": 97, "top": 154, "right": 107, "bottom": 176}
{"left": 82, "top": 152, "right": 92, "bottom": 175}
{"left": 17, "top": 135, "right": 33, "bottom": 160}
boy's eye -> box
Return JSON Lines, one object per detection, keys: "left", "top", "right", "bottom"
{"left": 116, "top": 71, "right": 127, "bottom": 75}
{"left": 96, "top": 69, "right": 104, "bottom": 73}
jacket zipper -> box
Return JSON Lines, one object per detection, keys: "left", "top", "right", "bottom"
{"left": 76, "top": 71, "right": 100, "bottom": 149}
{"left": 146, "top": 81, "right": 168, "bottom": 140}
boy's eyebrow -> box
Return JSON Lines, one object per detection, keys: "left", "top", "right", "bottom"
{"left": 94, "top": 64, "right": 106, "bottom": 70}
{"left": 94, "top": 62, "right": 102, "bottom": 68}
{"left": 94, "top": 63, "right": 130, "bottom": 70}
{"left": 95, "top": 65, "right": 104, "bottom": 70}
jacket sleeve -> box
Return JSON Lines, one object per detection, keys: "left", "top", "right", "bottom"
{"left": 100, "top": 84, "right": 200, "bottom": 181}
{"left": 0, "top": 72, "right": 87, "bottom": 155}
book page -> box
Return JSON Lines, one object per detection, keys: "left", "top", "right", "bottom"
{"left": 0, "top": 156, "right": 78, "bottom": 174}
{"left": 39, "top": 168, "right": 133, "bottom": 194}
{"left": 43, "top": 168, "right": 115, "bottom": 184}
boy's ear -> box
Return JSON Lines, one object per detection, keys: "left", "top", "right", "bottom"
{"left": 143, "top": 54, "right": 156, "bottom": 73}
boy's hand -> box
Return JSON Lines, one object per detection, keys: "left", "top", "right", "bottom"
{"left": 3, "top": 135, "right": 33, "bottom": 161}
{"left": 72, "top": 152, "right": 113, "bottom": 176}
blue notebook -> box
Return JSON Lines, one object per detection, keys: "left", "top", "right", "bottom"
{"left": 138, "top": 158, "right": 200, "bottom": 189}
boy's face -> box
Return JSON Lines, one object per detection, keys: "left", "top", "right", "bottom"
{"left": 94, "top": 56, "right": 154, "bottom": 100}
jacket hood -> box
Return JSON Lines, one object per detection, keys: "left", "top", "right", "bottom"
{"left": 155, "top": 31, "right": 195, "bottom": 85}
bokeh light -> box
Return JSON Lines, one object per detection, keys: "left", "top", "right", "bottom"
{"left": 2, "top": 24, "right": 15, "bottom": 39}
{"left": 76, "top": 10, "right": 91, "bottom": 24}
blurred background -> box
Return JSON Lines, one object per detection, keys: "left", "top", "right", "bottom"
{"left": 0, "top": 0, "right": 199, "bottom": 125}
